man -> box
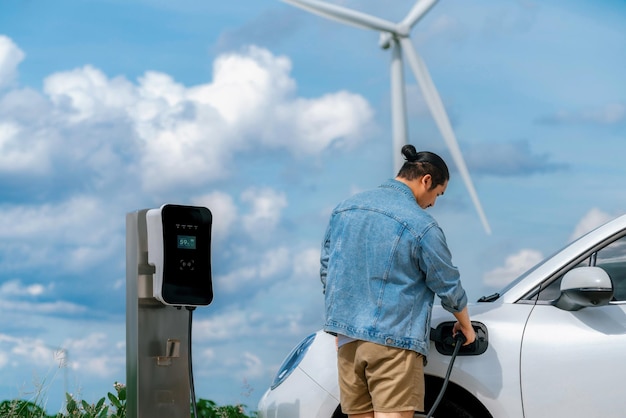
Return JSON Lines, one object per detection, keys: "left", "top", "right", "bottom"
{"left": 320, "top": 145, "right": 476, "bottom": 418}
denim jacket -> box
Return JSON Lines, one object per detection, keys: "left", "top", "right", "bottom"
{"left": 320, "top": 179, "right": 467, "bottom": 356}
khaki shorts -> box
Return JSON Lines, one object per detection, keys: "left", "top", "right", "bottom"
{"left": 337, "top": 340, "right": 425, "bottom": 415}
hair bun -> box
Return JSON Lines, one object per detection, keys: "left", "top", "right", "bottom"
{"left": 401, "top": 144, "right": 419, "bottom": 162}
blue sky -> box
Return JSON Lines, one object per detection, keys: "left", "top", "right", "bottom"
{"left": 0, "top": 0, "right": 624, "bottom": 413}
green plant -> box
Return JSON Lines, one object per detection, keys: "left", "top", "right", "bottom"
{"left": 62, "top": 393, "right": 108, "bottom": 418}
{"left": 106, "top": 382, "right": 126, "bottom": 418}
{"left": 0, "top": 399, "right": 54, "bottom": 418}
{"left": 1, "top": 380, "right": 256, "bottom": 418}
{"left": 194, "top": 399, "right": 256, "bottom": 418}
{"left": 57, "top": 382, "right": 126, "bottom": 418}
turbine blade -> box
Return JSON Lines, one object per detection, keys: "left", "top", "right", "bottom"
{"left": 282, "top": 0, "right": 399, "bottom": 34}
{"left": 399, "top": 37, "right": 491, "bottom": 234}
{"left": 400, "top": 0, "right": 439, "bottom": 30}
{"left": 390, "top": 39, "right": 409, "bottom": 173}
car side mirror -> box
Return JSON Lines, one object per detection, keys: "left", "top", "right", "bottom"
{"left": 553, "top": 266, "right": 613, "bottom": 311}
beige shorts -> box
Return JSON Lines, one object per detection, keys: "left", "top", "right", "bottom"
{"left": 337, "top": 340, "right": 425, "bottom": 415}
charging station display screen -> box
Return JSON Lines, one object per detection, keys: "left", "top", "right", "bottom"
{"left": 177, "top": 235, "right": 196, "bottom": 250}
{"left": 160, "top": 205, "right": 213, "bottom": 306}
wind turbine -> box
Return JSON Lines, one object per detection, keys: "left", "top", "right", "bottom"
{"left": 281, "top": 0, "right": 491, "bottom": 234}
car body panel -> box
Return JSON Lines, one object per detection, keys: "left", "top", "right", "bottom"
{"left": 520, "top": 302, "right": 626, "bottom": 417}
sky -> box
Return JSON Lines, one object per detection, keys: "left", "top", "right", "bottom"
{"left": 0, "top": 0, "right": 624, "bottom": 414}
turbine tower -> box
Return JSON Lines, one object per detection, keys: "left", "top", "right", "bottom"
{"left": 281, "top": 0, "right": 491, "bottom": 234}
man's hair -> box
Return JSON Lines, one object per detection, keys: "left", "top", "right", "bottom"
{"left": 396, "top": 145, "right": 449, "bottom": 190}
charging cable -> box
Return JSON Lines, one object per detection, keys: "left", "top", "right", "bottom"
{"left": 186, "top": 306, "right": 198, "bottom": 418}
{"left": 425, "top": 332, "right": 467, "bottom": 418}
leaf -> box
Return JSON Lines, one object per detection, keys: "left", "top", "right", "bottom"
{"left": 95, "top": 397, "right": 106, "bottom": 410}
{"left": 97, "top": 406, "right": 109, "bottom": 418}
{"left": 65, "top": 395, "right": 77, "bottom": 414}
{"left": 107, "top": 392, "right": 122, "bottom": 408}
{"left": 118, "top": 386, "right": 126, "bottom": 401}
{"left": 81, "top": 399, "right": 90, "bottom": 411}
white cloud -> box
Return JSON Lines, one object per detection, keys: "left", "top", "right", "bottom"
{"left": 0, "top": 35, "right": 24, "bottom": 89}
{"left": 483, "top": 249, "right": 544, "bottom": 288}
{"left": 11, "top": 341, "right": 56, "bottom": 366}
{"left": 201, "top": 348, "right": 216, "bottom": 362}
{"left": 193, "top": 307, "right": 306, "bottom": 343}
{"left": 44, "top": 65, "right": 136, "bottom": 123}
{"left": 0, "top": 334, "right": 65, "bottom": 368}
{"left": 41, "top": 46, "right": 372, "bottom": 193}
{"left": 216, "top": 246, "right": 291, "bottom": 293}
{"left": 281, "top": 91, "right": 373, "bottom": 154}
{"left": 70, "top": 355, "right": 123, "bottom": 378}
{"left": 240, "top": 352, "right": 264, "bottom": 379}
{"left": 1, "top": 38, "right": 374, "bottom": 197}
{"left": 540, "top": 103, "right": 626, "bottom": 125}
{"left": 570, "top": 208, "right": 615, "bottom": 241}
{"left": 293, "top": 247, "right": 321, "bottom": 279}
{"left": 193, "top": 310, "right": 253, "bottom": 341}
{"left": 0, "top": 37, "right": 373, "bottom": 212}
{"left": 43, "top": 44, "right": 373, "bottom": 194}
{"left": 0, "top": 121, "right": 49, "bottom": 173}
{"left": 62, "top": 333, "right": 124, "bottom": 377}
{"left": 226, "top": 246, "right": 324, "bottom": 333}
{"left": 0, "top": 197, "right": 106, "bottom": 241}
{"left": 188, "top": 46, "right": 295, "bottom": 125}
{"left": 64, "top": 333, "right": 108, "bottom": 352}
{"left": 0, "top": 279, "right": 49, "bottom": 297}
{"left": 0, "top": 196, "right": 121, "bottom": 272}
{"left": 192, "top": 191, "right": 238, "bottom": 242}
{"left": 581, "top": 103, "right": 626, "bottom": 124}
{"left": 0, "top": 299, "right": 87, "bottom": 315}
{"left": 258, "top": 247, "right": 291, "bottom": 279}
{"left": 240, "top": 187, "right": 288, "bottom": 238}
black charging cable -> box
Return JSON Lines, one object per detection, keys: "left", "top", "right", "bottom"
{"left": 425, "top": 332, "right": 467, "bottom": 418}
{"left": 186, "top": 306, "right": 198, "bottom": 418}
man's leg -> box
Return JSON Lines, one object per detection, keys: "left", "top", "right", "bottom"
{"left": 349, "top": 410, "right": 414, "bottom": 418}
{"left": 348, "top": 413, "right": 374, "bottom": 418}
{"left": 374, "top": 411, "right": 414, "bottom": 418}
{"left": 342, "top": 342, "right": 422, "bottom": 418}
{"left": 362, "top": 343, "right": 423, "bottom": 418}
{"left": 339, "top": 342, "right": 374, "bottom": 417}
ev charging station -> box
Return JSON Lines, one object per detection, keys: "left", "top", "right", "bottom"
{"left": 126, "top": 204, "right": 213, "bottom": 418}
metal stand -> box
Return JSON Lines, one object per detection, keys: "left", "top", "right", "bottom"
{"left": 126, "top": 210, "right": 191, "bottom": 418}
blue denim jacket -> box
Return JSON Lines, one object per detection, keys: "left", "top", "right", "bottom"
{"left": 320, "top": 179, "right": 467, "bottom": 356}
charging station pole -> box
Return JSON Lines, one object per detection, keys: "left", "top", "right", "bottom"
{"left": 126, "top": 209, "right": 192, "bottom": 418}
{"left": 126, "top": 204, "right": 213, "bottom": 418}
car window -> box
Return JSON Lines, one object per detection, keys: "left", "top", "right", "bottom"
{"left": 537, "top": 234, "right": 626, "bottom": 302}
{"left": 597, "top": 237, "right": 626, "bottom": 300}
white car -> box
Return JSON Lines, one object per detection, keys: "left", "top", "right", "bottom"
{"left": 258, "top": 214, "right": 626, "bottom": 418}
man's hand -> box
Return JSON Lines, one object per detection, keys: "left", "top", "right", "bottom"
{"left": 452, "top": 320, "right": 476, "bottom": 346}
{"left": 452, "top": 307, "right": 476, "bottom": 346}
